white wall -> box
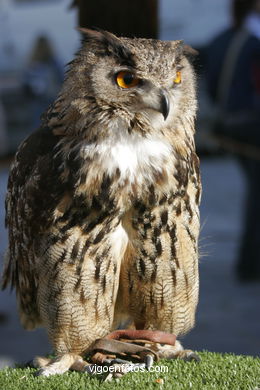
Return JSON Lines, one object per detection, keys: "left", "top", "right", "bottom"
{"left": 0, "top": 0, "right": 79, "bottom": 71}
{"left": 160, "top": 0, "right": 230, "bottom": 45}
{"left": 0, "top": 0, "right": 231, "bottom": 71}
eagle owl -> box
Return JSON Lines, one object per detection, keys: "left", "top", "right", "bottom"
{"left": 2, "top": 29, "right": 201, "bottom": 375}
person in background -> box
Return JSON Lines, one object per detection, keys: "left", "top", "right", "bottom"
{"left": 206, "top": 0, "right": 260, "bottom": 281}
{"left": 23, "top": 35, "right": 63, "bottom": 130}
{"left": 244, "top": 0, "right": 260, "bottom": 38}
{"left": 0, "top": 98, "right": 8, "bottom": 158}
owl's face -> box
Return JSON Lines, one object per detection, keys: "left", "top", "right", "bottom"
{"left": 63, "top": 29, "right": 197, "bottom": 133}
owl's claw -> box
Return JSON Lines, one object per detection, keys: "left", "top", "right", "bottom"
{"left": 111, "top": 357, "right": 134, "bottom": 365}
{"left": 144, "top": 354, "right": 154, "bottom": 370}
{"left": 181, "top": 351, "right": 201, "bottom": 362}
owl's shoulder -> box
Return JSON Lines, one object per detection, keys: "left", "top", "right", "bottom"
{"left": 10, "top": 126, "right": 61, "bottom": 183}
{"left": 6, "top": 126, "right": 65, "bottom": 232}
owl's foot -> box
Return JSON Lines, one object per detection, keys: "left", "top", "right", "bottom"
{"left": 88, "top": 331, "right": 200, "bottom": 364}
{"left": 176, "top": 348, "right": 201, "bottom": 362}
{"left": 85, "top": 334, "right": 200, "bottom": 381}
{"left": 32, "top": 333, "right": 199, "bottom": 377}
{"left": 33, "top": 354, "right": 90, "bottom": 376}
{"left": 103, "top": 330, "right": 200, "bottom": 361}
{"left": 153, "top": 339, "right": 200, "bottom": 361}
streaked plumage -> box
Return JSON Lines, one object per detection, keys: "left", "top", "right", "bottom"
{"left": 2, "top": 29, "right": 201, "bottom": 375}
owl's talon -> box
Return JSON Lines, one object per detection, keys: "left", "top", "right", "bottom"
{"left": 144, "top": 354, "right": 154, "bottom": 370}
{"left": 34, "top": 369, "right": 43, "bottom": 377}
{"left": 182, "top": 352, "right": 201, "bottom": 362}
{"left": 111, "top": 357, "right": 133, "bottom": 365}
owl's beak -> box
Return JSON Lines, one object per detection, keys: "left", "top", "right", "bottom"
{"left": 159, "top": 90, "right": 170, "bottom": 120}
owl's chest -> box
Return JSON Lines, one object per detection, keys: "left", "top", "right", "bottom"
{"left": 87, "top": 133, "right": 172, "bottom": 185}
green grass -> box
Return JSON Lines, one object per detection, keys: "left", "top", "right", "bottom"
{"left": 0, "top": 352, "right": 259, "bottom": 390}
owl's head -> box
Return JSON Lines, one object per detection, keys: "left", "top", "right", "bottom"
{"left": 60, "top": 29, "right": 197, "bottom": 136}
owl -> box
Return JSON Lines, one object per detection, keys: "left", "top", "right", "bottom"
{"left": 2, "top": 29, "right": 201, "bottom": 375}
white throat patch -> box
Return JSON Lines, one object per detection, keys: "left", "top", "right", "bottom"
{"left": 83, "top": 122, "right": 172, "bottom": 183}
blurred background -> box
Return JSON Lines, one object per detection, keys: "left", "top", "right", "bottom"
{"left": 0, "top": 0, "right": 259, "bottom": 368}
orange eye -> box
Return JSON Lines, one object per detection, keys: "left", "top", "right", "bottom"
{"left": 174, "top": 71, "right": 182, "bottom": 84}
{"left": 116, "top": 71, "right": 140, "bottom": 89}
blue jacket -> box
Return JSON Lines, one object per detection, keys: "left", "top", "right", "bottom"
{"left": 206, "top": 28, "right": 260, "bottom": 112}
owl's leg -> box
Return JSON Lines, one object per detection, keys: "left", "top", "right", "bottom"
{"left": 34, "top": 224, "right": 127, "bottom": 376}
{"left": 119, "top": 202, "right": 200, "bottom": 361}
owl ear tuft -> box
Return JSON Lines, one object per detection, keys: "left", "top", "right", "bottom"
{"left": 78, "top": 27, "right": 135, "bottom": 67}
{"left": 174, "top": 40, "right": 198, "bottom": 58}
{"left": 183, "top": 44, "right": 199, "bottom": 57}
{"left": 78, "top": 27, "right": 115, "bottom": 42}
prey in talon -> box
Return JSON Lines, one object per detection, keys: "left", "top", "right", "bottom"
{"left": 2, "top": 28, "right": 201, "bottom": 377}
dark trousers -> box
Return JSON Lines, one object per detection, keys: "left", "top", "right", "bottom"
{"left": 237, "top": 158, "right": 260, "bottom": 280}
